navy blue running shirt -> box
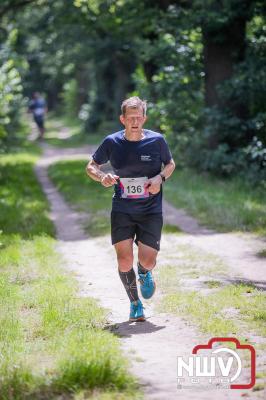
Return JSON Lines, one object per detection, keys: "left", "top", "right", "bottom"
{"left": 92, "top": 129, "right": 172, "bottom": 214}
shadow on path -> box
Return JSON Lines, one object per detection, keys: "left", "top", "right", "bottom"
{"left": 105, "top": 319, "right": 166, "bottom": 338}
{"left": 222, "top": 277, "right": 266, "bottom": 291}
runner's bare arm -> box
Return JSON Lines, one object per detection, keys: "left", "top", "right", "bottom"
{"left": 86, "top": 159, "right": 119, "bottom": 187}
{"left": 145, "top": 158, "right": 175, "bottom": 194}
{"left": 160, "top": 158, "right": 176, "bottom": 181}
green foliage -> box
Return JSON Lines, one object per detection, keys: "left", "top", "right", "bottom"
{"left": 186, "top": 11, "right": 266, "bottom": 178}
{"left": 0, "top": 235, "right": 137, "bottom": 399}
{"left": 133, "top": 24, "right": 204, "bottom": 168}
{"left": 0, "top": 153, "right": 55, "bottom": 238}
{"left": 61, "top": 78, "right": 79, "bottom": 117}
{"left": 164, "top": 169, "right": 266, "bottom": 235}
{"left": 1, "top": 0, "right": 266, "bottom": 180}
{"left": 0, "top": 28, "right": 26, "bottom": 150}
{"left": 48, "top": 159, "right": 112, "bottom": 236}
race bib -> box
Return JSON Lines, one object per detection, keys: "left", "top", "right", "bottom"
{"left": 119, "top": 177, "right": 149, "bottom": 199}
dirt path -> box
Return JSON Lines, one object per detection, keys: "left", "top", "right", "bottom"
{"left": 35, "top": 143, "right": 265, "bottom": 400}
{"left": 163, "top": 201, "right": 266, "bottom": 287}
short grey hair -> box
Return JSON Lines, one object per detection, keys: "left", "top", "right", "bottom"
{"left": 121, "top": 96, "right": 147, "bottom": 116}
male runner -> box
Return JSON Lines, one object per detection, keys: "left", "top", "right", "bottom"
{"left": 28, "top": 92, "right": 47, "bottom": 139}
{"left": 86, "top": 96, "right": 175, "bottom": 322}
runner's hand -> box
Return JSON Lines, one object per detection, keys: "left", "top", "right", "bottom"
{"left": 101, "top": 173, "right": 119, "bottom": 187}
{"left": 144, "top": 175, "right": 162, "bottom": 194}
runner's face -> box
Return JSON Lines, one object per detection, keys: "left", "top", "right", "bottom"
{"left": 120, "top": 107, "right": 146, "bottom": 135}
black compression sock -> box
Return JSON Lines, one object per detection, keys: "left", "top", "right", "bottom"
{"left": 137, "top": 261, "right": 149, "bottom": 275}
{"left": 118, "top": 268, "right": 139, "bottom": 302}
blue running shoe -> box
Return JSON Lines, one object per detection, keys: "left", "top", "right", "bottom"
{"left": 138, "top": 271, "right": 156, "bottom": 299}
{"left": 129, "top": 299, "right": 145, "bottom": 322}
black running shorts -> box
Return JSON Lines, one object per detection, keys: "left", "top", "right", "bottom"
{"left": 111, "top": 211, "right": 163, "bottom": 251}
{"left": 34, "top": 115, "right": 44, "bottom": 129}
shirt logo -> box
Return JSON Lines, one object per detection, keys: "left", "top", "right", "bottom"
{"left": 141, "top": 155, "right": 152, "bottom": 162}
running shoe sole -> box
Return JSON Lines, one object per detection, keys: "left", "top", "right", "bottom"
{"left": 129, "top": 315, "right": 146, "bottom": 322}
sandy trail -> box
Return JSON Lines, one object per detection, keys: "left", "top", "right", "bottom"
{"left": 163, "top": 201, "right": 266, "bottom": 287}
{"left": 34, "top": 143, "right": 265, "bottom": 399}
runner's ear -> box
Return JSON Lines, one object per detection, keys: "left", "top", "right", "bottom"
{"left": 120, "top": 115, "right": 125, "bottom": 125}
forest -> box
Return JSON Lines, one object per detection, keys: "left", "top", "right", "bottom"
{"left": 1, "top": 0, "right": 266, "bottom": 182}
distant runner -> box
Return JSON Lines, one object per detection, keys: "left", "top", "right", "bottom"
{"left": 28, "top": 92, "right": 47, "bottom": 139}
{"left": 86, "top": 96, "right": 175, "bottom": 321}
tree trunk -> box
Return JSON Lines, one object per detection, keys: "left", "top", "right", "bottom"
{"left": 203, "top": 16, "right": 246, "bottom": 109}
{"left": 113, "top": 53, "right": 136, "bottom": 114}
{"left": 76, "top": 66, "right": 89, "bottom": 112}
{"left": 202, "top": 13, "right": 252, "bottom": 148}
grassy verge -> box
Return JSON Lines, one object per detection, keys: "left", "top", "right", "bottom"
{"left": 159, "top": 270, "right": 266, "bottom": 337}
{"left": 48, "top": 160, "right": 112, "bottom": 237}
{"left": 0, "top": 153, "right": 54, "bottom": 238}
{"left": 164, "top": 169, "right": 266, "bottom": 235}
{"left": 0, "top": 152, "right": 140, "bottom": 399}
{"left": 157, "top": 239, "right": 266, "bottom": 336}
{"left": 257, "top": 249, "right": 266, "bottom": 258}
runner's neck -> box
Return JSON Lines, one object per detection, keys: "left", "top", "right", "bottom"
{"left": 123, "top": 129, "right": 145, "bottom": 142}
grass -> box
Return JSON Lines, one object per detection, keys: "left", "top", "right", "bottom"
{"left": 157, "top": 240, "right": 266, "bottom": 336}
{"left": 0, "top": 150, "right": 140, "bottom": 399}
{"left": 160, "top": 279, "right": 266, "bottom": 337}
{"left": 157, "top": 252, "right": 266, "bottom": 392}
{"left": 157, "top": 238, "right": 266, "bottom": 392}
{"left": 0, "top": 153, "right": 55, "bottom": 238}
{"left": 48, "top": 160, "right": 112, "bottom": 236}
{"left": 0, "top": 237, "right": 138, "bottom": 399}
{"left": 164, "top": 169, "right": 266, "bottom": 235}
{"left": 161, "top": 242, "right": 228, "bottom": 278}
{"left": 0, "top": 118, "right": 41, "bottom": 157}
{"left": 162, "top": 224, "right": 182, "bottom": 233}
{"left": 203, "top": 280, "right": 222, "bottom": 288}
{"left": 256, "top": 249, "right": 266, "bottom": 258}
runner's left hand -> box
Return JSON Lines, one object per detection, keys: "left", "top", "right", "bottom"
{"left": 144, "top": 175, "right": 162, "bottom": 194}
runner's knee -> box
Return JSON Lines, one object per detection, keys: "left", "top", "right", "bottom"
{"left": 138, "top": 255, "right": 157, "bottom": 270}
{"left": 138, "top": 242, "right": 158, "bottom": 270}
{"left": 117, "top": 254, "right": 133, "bottom": 272}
